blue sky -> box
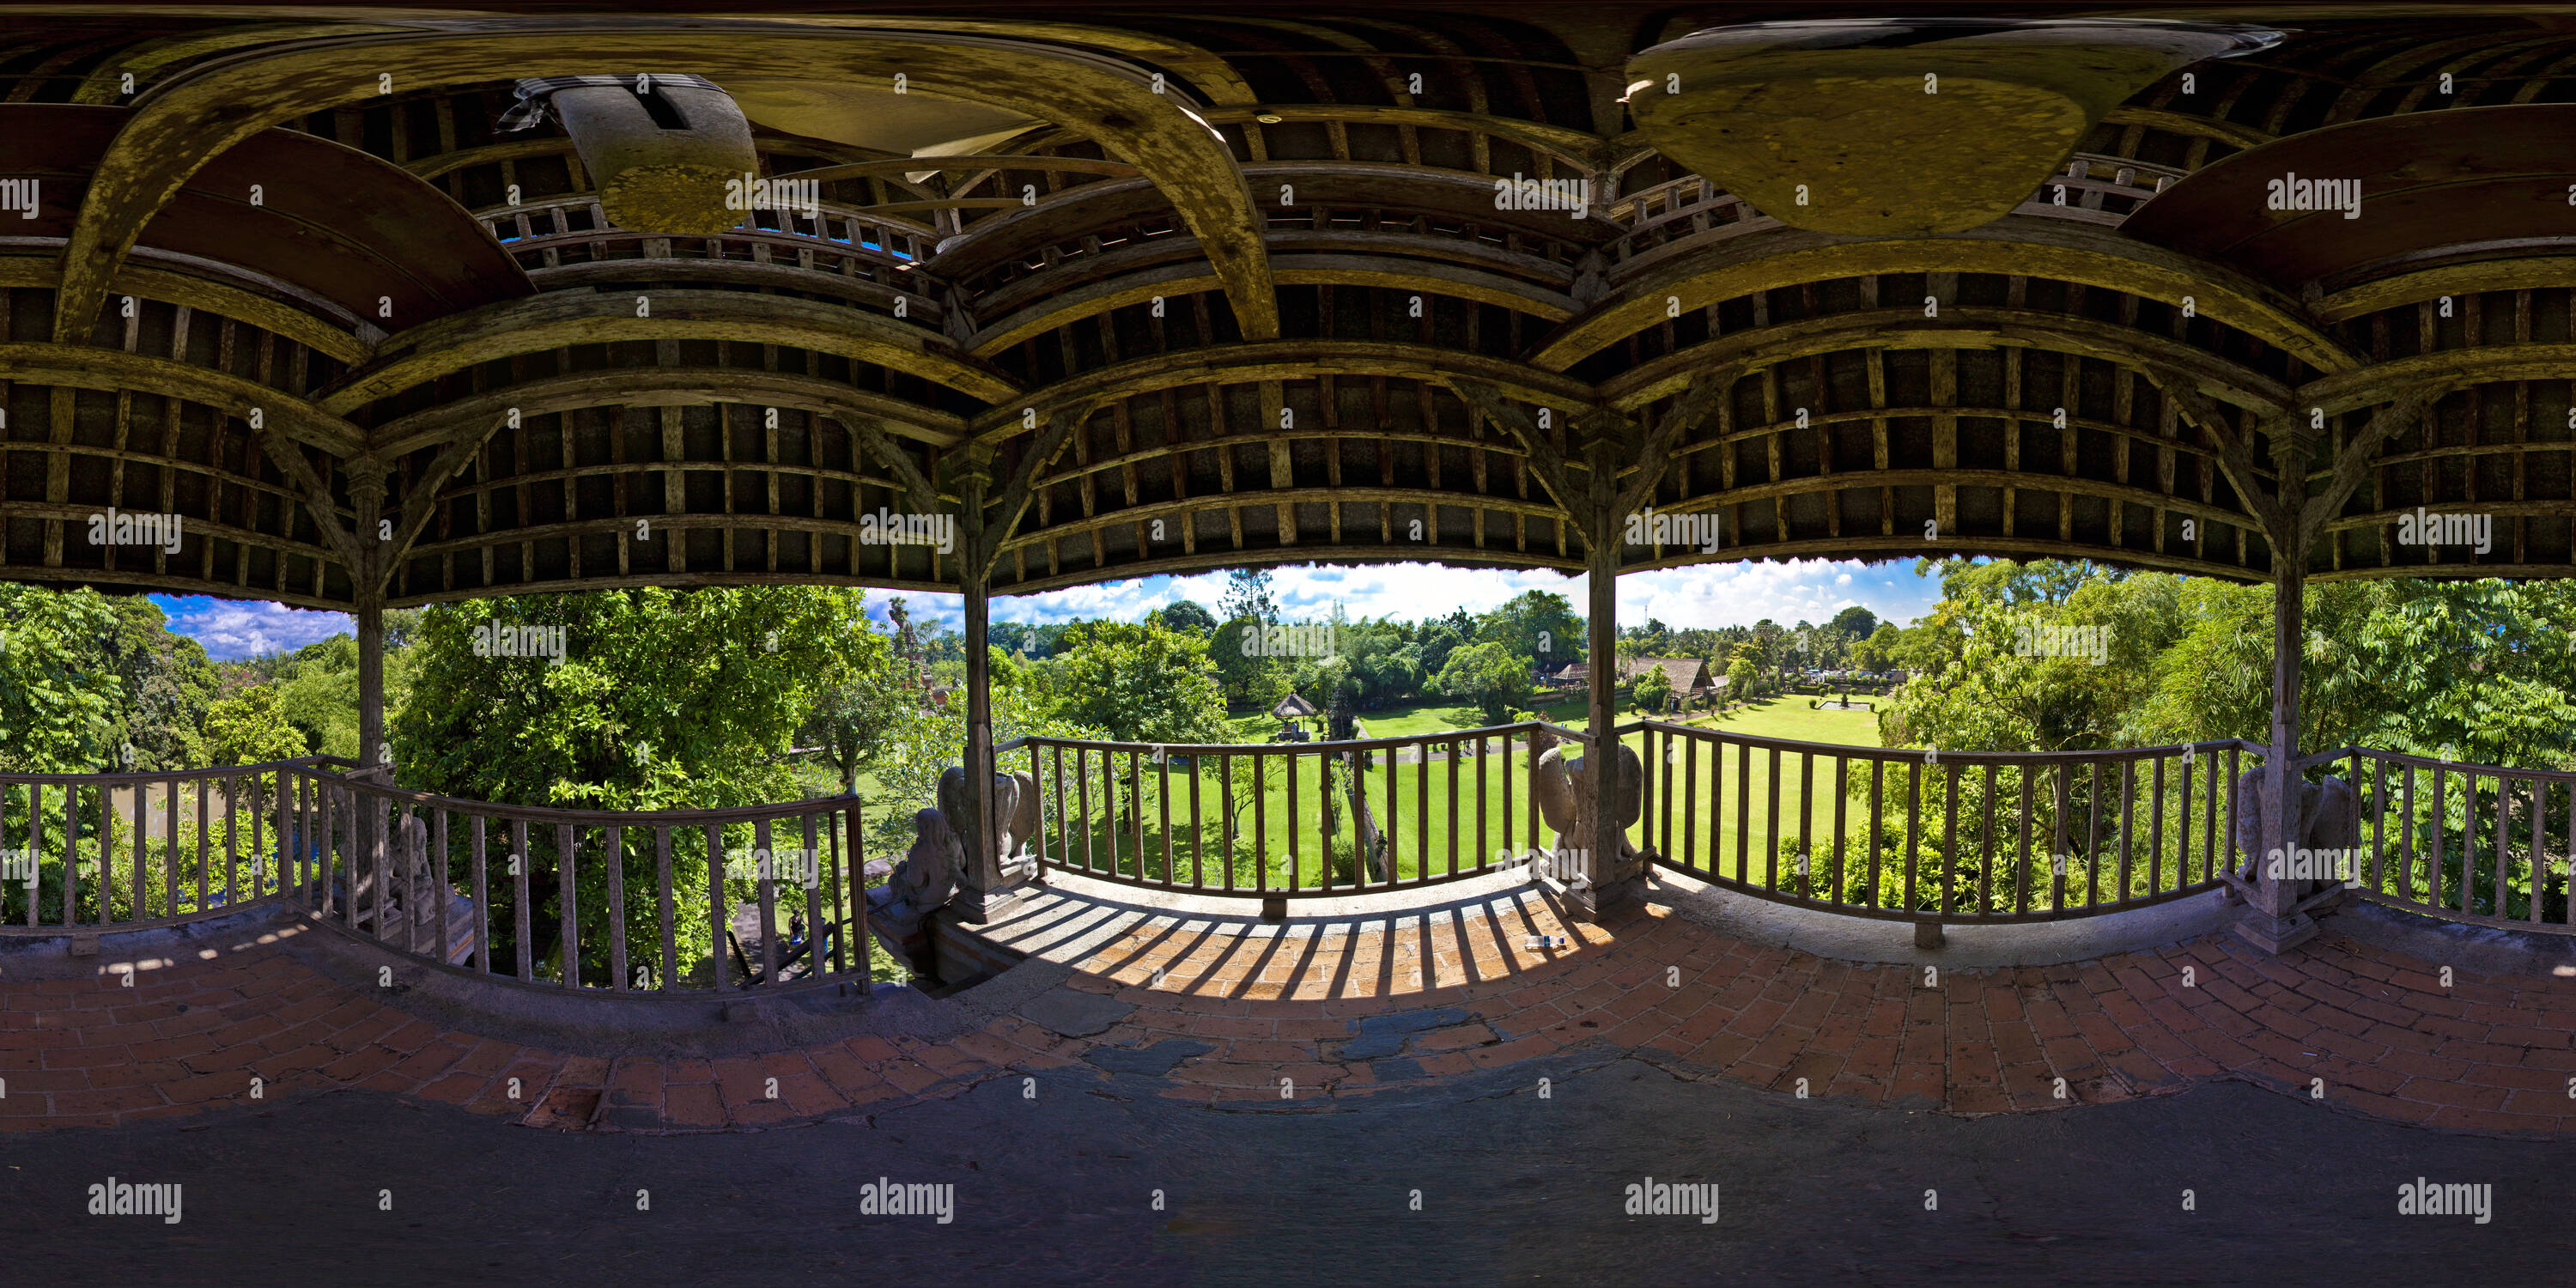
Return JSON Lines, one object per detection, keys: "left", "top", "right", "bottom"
{"left": 150, "top": 558, "right": 1943, "bottom": 660}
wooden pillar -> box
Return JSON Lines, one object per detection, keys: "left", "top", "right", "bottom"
{"left": 349, "top": 464, "right": 389, "bottom": 773}
{"left": 1572, "top": 428, "right": 1644, "bottom": 917}
{"left": 357, "top": 594, "right": 386, "bottom": 769}
{"left": 2235, "top": 413, "right": 2320, "bottom": 955}
{"left": 948, "top": 489, "right": 1026, "bottom": 921}
{"left": 2233, "top": 561, "right": 2319, "bottom": 953}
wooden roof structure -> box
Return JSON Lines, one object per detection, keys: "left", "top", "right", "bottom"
{"left": 3, "top": 4, "right": 2573, "bottom": 614}
{"left": 1272, "top": 692, "right": 1320, "bottom": 720}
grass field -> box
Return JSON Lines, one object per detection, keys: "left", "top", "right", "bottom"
{"left": 1224, "top": 694, "right": 1591, "bottom": 742}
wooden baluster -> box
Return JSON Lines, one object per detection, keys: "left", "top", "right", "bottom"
{"left": 756, "top": 817, "right": 777, "bottom": 986}
{"left": 1446, "top": 739, "right": 1459, "bottom": 878}
{"left": 804, "top": 811, "right": 823, "bottom": 979}
{"left": 556, "top": 823, "right": 580, "bottom": 987}
{"left": 707, "top": 823, "right": 729, "bottom": 989}
{"left": 1077, "top": 748, "right": 1093, "bottom": 874}
{"left": 654, "top": 826, "right": 677, "bottom": 989}
{"left": 1902, "top": 759, "right": 1922, "bottom": 914}
{"left": 1188, "top": 750, "right": 1203, "bottom": 889}
{"left": 472, "top": 815, "right": 491, "bottom": 975}
{"left": 513, "top": 818, "right": 533, "bottom": 981}
{"left": 1978, "top": 764, "right": 1996, "bottom": 914}
{"left": 2117, "top": 759, "right": 2137, "bottom": 904}
{"left": 1288, "top": 751, "right": 1302, "bottom": 890}
{"left": 607, "top": 823, "right": 629, "bottom": 990}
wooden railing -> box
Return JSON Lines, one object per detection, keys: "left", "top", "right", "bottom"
{"left": 1629, "top": 722, "right": 2264, "bottom": 924}
{"left": 2306, "top": 746, "right": 2576, "bottom": 933}
{"left": 2012, "top": 155, "right": 2182, "bottom": 227}
{"left": 15, "top": 735, "right": 2571, "bottom": 962}
{"left": 1008, "top": 722, "right": 1592, "bottom": 899}
{"left": 283, "top": 770, "right": 872, "bottom": 993}
{"left": 474, "top": 195, "right": 941, "bottom": 316}
{"left": 0, "top": 756, "right": 354, "bottom": 933}
{"left": 1602, "top": 175, "right": 1781, "bottom": 270}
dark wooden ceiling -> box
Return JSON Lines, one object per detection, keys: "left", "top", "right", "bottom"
{"left": 1, "top": 5, "right": 2572, "bottom": 610}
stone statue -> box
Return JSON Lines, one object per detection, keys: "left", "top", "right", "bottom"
{"left": 867, "top": 767, "right": 1040, "bottom": 972}
{"left": 1525, "top": 728, "right": 1644, "bottom": 888}
{"left": 2230, "top": 769, "right": 2361, "bottom": 886}
{"left": 340, "top": 809, "right": 475, "bottom": 967}
{"left": 938, "top": 766, "right": 1042, "bottom": 884}
{"left": 867, "top": 805, "right": 961, "bottom": 952}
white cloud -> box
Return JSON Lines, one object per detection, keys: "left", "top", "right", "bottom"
{"left": 152, "top": 596, "right": 354, "bottom": 660}
{"left": 872, "top": 559, "right": 1940, "bottom": 632}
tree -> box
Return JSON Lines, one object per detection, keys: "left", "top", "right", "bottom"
{"left": 1875, "top": 559, "right": 2178, "bottom": 756}
{"left": 396, "top": 587, "right": 867, "bottom": 810}
{"left": 1849, "top": 623, "right": 1905, "bottom": 673}
{"left": 2129, "top": 577, "right": 2576, "bottom": 770}
{"left": 0, "top": 586, "right": 127, "bottom": 772}
{"left": 799, "top": 593, "right": 908, "bottom": 793}
{"left": 1431, "top": 641, "right": 1532, "bottom": 725}
{"left": 98, "top": 596, "right": 216, "bottom": 770}
{"left": 1033, "top": 618, "right": 1232, "bottom": 745}
{"left": 1631, "top": 663, "right": 1673, "bottom": 715}
{"left": 1417, "top": 623, "right": 1465, "bottom": 678}
{"left": 1219, "top": 568, "right": 1279, "bottom": 626}
{"left": 1477, "top": 590, "right": 1583, "bottom": 669}
{"left": 1726, "top": 655, "right": 1762, "bottom": 705}
{"left": 202, "top": 685, "right": 307, "bottom": 766}
{"left": 1155, "top": 598, "right": 1218, "bottom": 636}
{"left": 1208, "top": 617, "right": 1269, "bottom": 705}
{"left": 1827, "top": 605, "right": 1880, "bottom": 641}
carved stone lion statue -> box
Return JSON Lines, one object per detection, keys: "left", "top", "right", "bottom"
{"left": 867, "top": 767, "right": 1039, "bottom": 970}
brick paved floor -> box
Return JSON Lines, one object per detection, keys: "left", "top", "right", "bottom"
{"left": 6, "top": 889, "right": 2573, "bottom": 1138}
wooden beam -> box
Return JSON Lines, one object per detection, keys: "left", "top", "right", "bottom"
{"left": 366, "top": 367, "right": 968, "bottom": 458}
{"left": 968, "top": 340, "right": 1590, "bottom": 444}
{"left": 0, "top": 343, "right": 365, "bottom": 456}
{"left": 1607, "top": 307, "right": 2296, "bottom": 417}
{"left": 1534, "top": 222, "right": 2355, "bottom": 378}
{"left": 318, "top": 289, "right": 1018, "bottom": 414}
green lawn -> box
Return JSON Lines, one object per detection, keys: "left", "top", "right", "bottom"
{"left": 1224, "top": 694, "right": 1590, "bottom": 742}
{"left": 1658, "top": 695, "right": 1886, "bottom": 746}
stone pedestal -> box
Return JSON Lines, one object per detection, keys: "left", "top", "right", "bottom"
{"left": 948, "top": 857, "right": 1041, "bottom": 923}
{"left": 2231, "top": 908, "right": 2318, "bottom": 954}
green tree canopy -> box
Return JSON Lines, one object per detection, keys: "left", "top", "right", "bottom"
{"left": 1032, "top": 617, "right": 1232, "bottom": 744}
{"left": 1631, "top": 663, "right": 1673, "bottom": 714}
{"left": 203, "top": 684, "right": 308, "bottom": 767}
{"left": 1477, "top": 589, "right": 1583, "bottom": 669}
{"left": 1155, "top": 598, "right": 1218, "bottom": 635}
{"left": 1827, "top": 605, "right": 1880, "bottom": 641}
{"left": 0, "top": 586, "right": 127, "bottom": 772}
{"left": 392, "top": 587, "right": 865, "bottom": 811}
{"left": 1431, "top": 640, "right": 1533, "bottom": 725}
{"left": 798, "top": 592, "right": 908, "bottom": 793}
